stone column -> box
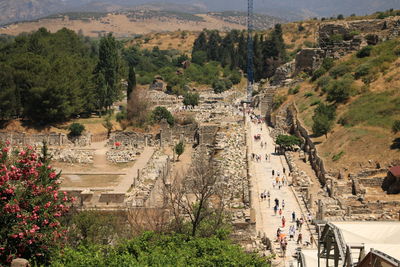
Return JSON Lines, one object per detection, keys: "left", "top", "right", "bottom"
{"left": 330, "top": 179, "right": 335, "bottom": 197}
{"left": 180, "top": 132, "right": 184, "bottom": 143}
{"left": 318, "top": 199, "right": 325, "bottom": 221}
{"left": 159, "top": 130, "right": 163, "bottom": 147}
{"left": 346, "top": 206, "right": 352, "bottom": 217}
{"left": 145, "top": 136, "right": 148, "bottom": 147}
{"left": 308, "top": 194, "right": 314, "bottom": 209}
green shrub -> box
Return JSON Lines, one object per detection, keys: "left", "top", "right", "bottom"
{"left": 183, "top": 92, "right": 200, "bottom": 107}
{"left": 326, "top": 74, "right": 354, "bottom": 103}
{"left": 329, "top": 63, "right": 352, "bottom": 78}
{"left": 354, "top": 63, "right": 373, "bottom": 79}
{"left": 393, "top": 120, "right": 400, "bottom": 133}
{"left": 303, "top": 41, "right": 315, "bottom": 48}
{"left": 288, "top": 85, "right": 300, "bottom": 95}
{"left": 68, "top": 123, "right": 85, "bottom": 136}
{"left": 328, "top": 34, "right": 344, "bottom": 44}
{"left": 52, "top": 232, "right": 268, "bottom": 267}
{"left": 229, "top": 71, "right": 242, "bottom": 85}
{"left": 304, "top": 92, "right": 314, "bottom": 98}
{"left": 356, "top": 46, "right": 373, "bottom": 58}
{"left": 213, "top": 80, "right": 226, "bottom": 94}
{"left": 311, "top": 67, "right": 326, "bottom": 81}
{"left": 151, "top": 106, "right": 175, "bottom": 126}
{"left": 317, "top": 76, "right": 332, "bottom": 92}
{"left": 175, "top": 141, "right": 185, "bottom": 160}
{"left": 321, "top": 58, "right": 335, "bottom": 70}
{"left": 272, "top": 95, "right": 287, "bottom": 111}
{"left": 311, "top": 100, "right": 321, "bottom": 106}
{"left": 332, "top": 151, "right": 345, "bottom": 161}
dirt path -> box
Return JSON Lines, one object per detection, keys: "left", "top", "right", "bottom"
{"left": 114, "top": 147, "right": 155, "bottom": 193}
{"left": 247, "top": 115, "right": 313, "bottom": 266}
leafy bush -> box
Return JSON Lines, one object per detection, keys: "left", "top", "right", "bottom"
{"left": 288, "top": 85, "right": 300, "bottom": 95}
{"left": 326, "top": 74, "right": 354, "bottom": 103}
{"left": 68, "top": 123, "right": 85, "bottom": 136}
{"left": 229, "top": 71, "right": 242, "bottom": 85}
{"left": 213, "top": 80, "right": 227, "bottom": 94}
{"left": 52, "top": 232, "right": 268, "bottom": 266}
{"left": 116, "top": 108, "right": 127, "bottom": 123}
{"left": 356, "top": 46, "right": 373, "bottom": 58}
{"left": 275, "top": 135, "right": 301, "bottom": 151}
{"left": 311, "top": 100, "right": 321, "bottom": 106}
{"left": 317, "top": 76, "right": 332, "bottom": 92}
{"left": 304, "top": 92, "right": 314, "bottom": 98}
{"left": 332, "top": 151, "right": 345, "bottom": 161}
{"left": 311, "top": 67, "right": 326, "bottom": 81}
{"left": 272, "top": 95, "right": 287, "bottom": 111}
{"left": 393, "top": 120, "right": 400, "bottom": 133}
{"left": 321, "top": 57, "right": 335, "bottom": 71}
{"left": 328, "top": 34, "right": 344, "bottom": 44}
{"left": 175, "top": 142, "right": 184, "bottom": 160}
{"left": 354, "top": 63, "right": 373, "bottom": 79}
{"left": 151, "top": 106, "right": 175, "bottom": 126}
{"left": 183, "top": 92, "right": 200, "bottom": 107}
{"left": 329, "top": 63, "right": 352, "bottom": 78}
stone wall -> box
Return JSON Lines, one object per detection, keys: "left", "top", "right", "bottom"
{"left": 318, "top": 17, "right": 400, "bottom": 57}
{"left": 0, "top": 132, "right": 92, "bottom": 147}
{"left": 0, "top": 132, "right": 69, "bottom": 146}
{"left": 108, "top": 123, "right": 199, "bottom": 149}
{"left": 294, "top": 48, "right": 326, "bottom": 75}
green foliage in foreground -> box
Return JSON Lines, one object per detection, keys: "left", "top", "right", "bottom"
{"left": 51, "top": 232, "right": 269, "bottom": 267}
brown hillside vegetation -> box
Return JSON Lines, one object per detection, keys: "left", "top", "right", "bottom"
{"left": 0, "top": 13, "right": 249, "bottom": 38}
{"left": 280, "top": 39, "right": 400, "bottom": 174}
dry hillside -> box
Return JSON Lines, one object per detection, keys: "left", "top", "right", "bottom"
{"left": 277, "top": 39, "right": 400, "bottom": 173}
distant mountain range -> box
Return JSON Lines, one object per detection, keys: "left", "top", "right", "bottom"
{"left": 1, "top": 0, "right": 400, "bottom": 25}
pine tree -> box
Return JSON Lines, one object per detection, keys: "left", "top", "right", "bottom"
{"left": 127, "top": 66, "right": 136, "bottom": 101}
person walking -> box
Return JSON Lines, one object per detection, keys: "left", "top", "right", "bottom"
{"left": 297, "top": 233, "right": 303, "bottom": 245}
{"left": 281, "top": 238, "right": 288, "bottom": 258}
{"left": 279, "top": 208, "right": 282, "bottom": 217}
{"left": 281, "top": 216, "right": 286, "bottom": 228}
{"left": 274, "top": 198, "right": 279, "bottom": 207}
{"left": 274, "top": 205, "right": 278, "bottom": 215}
{"left": 292, "top": 211, "right": 296, "bottom": 222}
{"left": 272, "top": 170, "right": 275, "bottom": 176}
{"left": 282, "top": 200, "right": 285, "bottom": 210}
{"left": 289, "top": 225, "right": 295, "bottom": 240}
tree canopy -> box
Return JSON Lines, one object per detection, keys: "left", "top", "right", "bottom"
{"left": 275, "top": 134, "right": 302, "bottom": 151}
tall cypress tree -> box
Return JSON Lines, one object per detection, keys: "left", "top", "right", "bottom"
{"left": 127, "top": 66, "right": 136, "bottom": 101}
{"left": 95, "top": 33, "right": 120, "bottom": 111}
{"left": 207, "top": 31, "right": 221, "bottom": 61}
{"left": 192, "top": 31, "right": 207, "bottom": 55}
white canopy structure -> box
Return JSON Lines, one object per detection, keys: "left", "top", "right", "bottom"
{"left": 297, "top": 221, "right": 400, "bottom": 267}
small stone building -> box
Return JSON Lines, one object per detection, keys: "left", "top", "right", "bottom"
{"left": 381, "top": 166, "right": 400, "bottom": 194}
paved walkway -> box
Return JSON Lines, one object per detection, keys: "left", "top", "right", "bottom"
{"left": 114, "top": 147, "right": 155, "bottom": 192}
{"left": 247, "top": 116, "right": 313, "bottom": 266}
